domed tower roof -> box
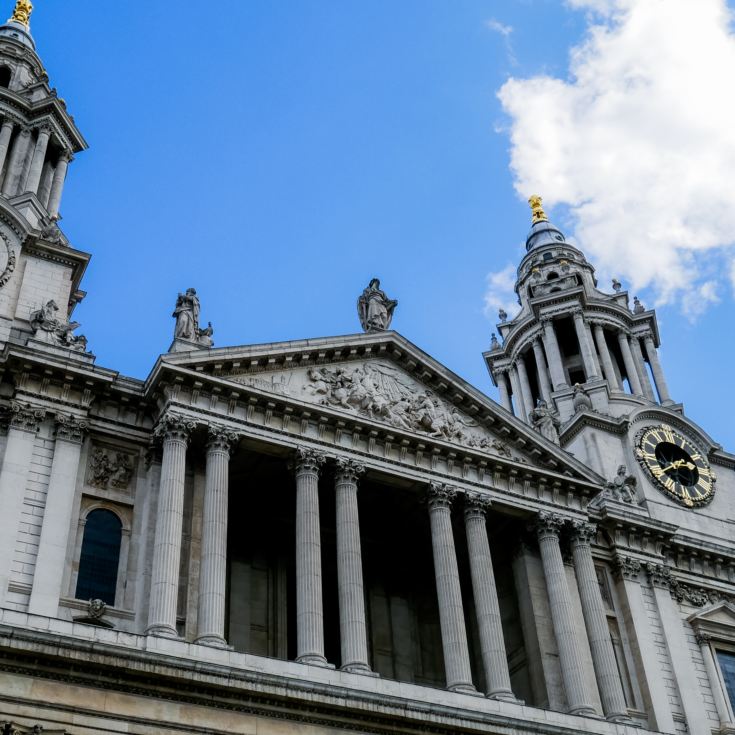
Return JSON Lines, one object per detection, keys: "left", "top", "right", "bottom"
{"left": 525, "top": 195, "right": 566, "bottom": 251}
{"left": 0, "top": 0, "right": 33, "bottom": 49}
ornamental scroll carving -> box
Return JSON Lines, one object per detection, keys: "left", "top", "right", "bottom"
{"left": 304, "top": 362, "right": 520, "bottom": 458}
{"left": 87, "top": 445, "right": 135, "bottom": 490}
{"left": 0, "top": 230, "right": 16, "bottom": 289}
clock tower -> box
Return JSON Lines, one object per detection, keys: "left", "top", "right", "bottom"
{"left": 484, "top": 197, "right": 731, "bottom": 534}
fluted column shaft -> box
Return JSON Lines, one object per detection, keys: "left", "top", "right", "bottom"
{"left": 295, "top": 447, "right": 328, "bottom": 665}
{"left": 629, "top": 335, "right": 655, "bottom": 400}
{"left": 643, "top": 334, "right": 672, "bottom": 404}
{"left": 697, "top": 634, "right": 735, "bottom": 730}
{"left": 29, "top": 415, "right": 87, "bottom": 617}
{"left": 196, "top": 426, "right": 237, "bottom": 647}
{"left": 532, "top": 338, "right": 553, "bottom": 403}
{"left": 593, "top": 324, "right": 620, "bottom": 390}
{"left": 47, "top": 152, "right": 71, "bottom": 217}
{"left": 0, "top": 404, "right": 44, "bottom": 605}
{"left": 25, "top": 127, "right": 51, "bottom": 195}
{"left": 571, "top": 522, "right": 629, "bottom": 721}
{"left": 147, "top": 415, "right": 193, "bottom": 637}
{"left": 464, "top": 494, "right": 514, "bottom": 700}
{"left": 335, "top": 459, "right": 372, "bottom": 673}
{"left": 541, "top": 318, "right": 567, "bottom": 390}
{"left": 515, "top": 356, "right": 534, "bottom": 420}
{"left": 427, "top": 483, "right": 476, "bottom": 693}
{"left": 573, "top": 311, "right": 598, "bottom": 380}
{"left": 536, "top": 513, "right": 596, "bottom": 716}
{"left": 0, "top": 118, "right": 14, "bottom": 176}
{"left": 496, "top": 370, "right": 512, "bottom": 412}
{"left": 2, "top": 127, "right": 30, "bottom": 196}
{"left": 617, "top": 331, "right": 643, "bottom": 396}
{"left": 508, "top": 366, "right": 526, "bottom": 420}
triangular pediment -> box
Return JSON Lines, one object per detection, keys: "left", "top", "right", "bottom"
{"left": 157, "top": 331, "right": 603, "bottom": 483}
{"left": 688, "top": 601, "right": 735, "bottom": 629}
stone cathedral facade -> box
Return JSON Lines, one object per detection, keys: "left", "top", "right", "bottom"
{"left": 1, "top": 4, "right": 735, "bottom": 735}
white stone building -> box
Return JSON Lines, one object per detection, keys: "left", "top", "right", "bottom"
{"left": 1, "top": 4, "right": 735, "bottom": 735}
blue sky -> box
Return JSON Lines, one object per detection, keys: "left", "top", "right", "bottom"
{"left": 28, "top": 1, "right": 735, "bottom": 449}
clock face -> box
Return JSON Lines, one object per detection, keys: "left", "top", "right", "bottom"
{"left": 635, "top": 425, "right": 715, "bottom": 507}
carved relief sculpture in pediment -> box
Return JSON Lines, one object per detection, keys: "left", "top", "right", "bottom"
{"left": 87, "top": 445, "right": 135, "bottom": 490}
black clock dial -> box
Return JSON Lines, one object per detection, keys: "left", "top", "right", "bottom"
{"left": 635, "top": 425, "right": 714, "bottom": 507}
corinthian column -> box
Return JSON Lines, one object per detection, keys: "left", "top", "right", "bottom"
{"left": 532, "top": 338, "right": 552, "bottom": 404}
{"left": 427, "top": 483, "right": 476, "bottom": 693}
{"left": 147, "top": 413, "right": 194, "bottom": 637}
{"left": 573, "top": 309, "right": 598, "bottom": 380}
{"left": 0, "top": 118, "right": 15, "bottom": 176}
{"left": 2, "top": 127, "right": 30, "bottom": 196}
{"left": 593, "top": 324, "right": 621, "bottom": 390}
{"left": 334, "top": 457, "right": 372, "bottom": 673}
{"left": 541, "top": 318, "right": 567, "bottom": 390}
{"left": 617, "top": 331, "right": 643, "bottom": 396}
{"left": 495, "top": 370, "right": 513, "bottom": 413}
{"left": 0, "top": 403, "right": 45, "bottom": 605}
{"left": 47, "top": 151, "right": 71, "bottom": 217}
{"left": 515, "top": 356, "right": 534, "bottom": 420}
{"left": 196, "top": 425, "right": 238, "bottom": 647}
{"left": 294, "top": 446, "right": 328, "bottom": 665}
{"left": 29, "top": 414, "right": 88, "bottom": 617}
{"left": 536, "top": 513, "right": 596, "bottom": 716}
{"left": 464, "top": 493, "right": 514, "bottom": 700}
{"left": 25, "top": 126, "right": 51, "bottom": 195}
{"left": 643, "top": 333, "right": 672, "bottom": 404}
{"left": 570, "top": 522, "right": 629, "bottom": 721}
{"left": 630, "top": 335, "right": 655, "bottom": 400}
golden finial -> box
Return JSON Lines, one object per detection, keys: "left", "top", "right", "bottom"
{"left": 8, "top": 0, "right": 32, "bottom": 28}
{"left": 528, "top": 194, "right": 548, "bottom": 224}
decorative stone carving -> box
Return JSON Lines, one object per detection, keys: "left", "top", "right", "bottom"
{"left": 498, "top": 308, "right": 508, "bottom": 323}
{"left": 426, "top": 481, "right": 456, "bottom": 509}
{"left": 645, "top": 562, "right": 673, "bottom": 589}
{"left": 2, "top": 724, "right": 69, "bottom": 735}
{"left": 602, "top": 465, "right": 639, "bottom": 504}
{"left": 612, "top": 278, "right": 622, "bottom": 292}
{"left": 72, "top": 597, "right": 114, "bottom": 629}
{"left": 0, "top": 230, "right": 16, "bottom": 287}
{"left": 490, "top": 333, "right": 500, "bottom": 351}
{"left": 153, "top": 413, "right": 196, "bottom": 444}
{"left": 87, "top": 445, "right": 135, "bottom": 490}
{"left": 572, "top": 383, "right": 593, "bottom": 413}
{"left": 570, "top": 520, "right": 597, "bottom": 545}
{"left": 292, "top": 446, "right": 327, "bottom": 475}
{"left": 357, "top": 278, "right": 397, "bottom": 332}
{"left": 8, "top": 401, "right": 44, "bottom": 432}
{"left": 172, "top": 288, "right": 214, "bottom": 348}
{"left": 39, "top": 215, "right": 62, "bottom": 244}
{"left": 633, "top": 296, "right": 645, "bottom": 314}
{"left": 334, "top": 457, "right": 365, "bottom": 483}
{"left": 535, "top": 511, "right": 565, "bottom": 539}
{"left": 54, "top": 413, "right": 87, "bottom": 444}
{"left": 464, "top": 490, "right": 490, "bottom": 518}
{"left": 29, "top": 299, "right": 88, "bottom": 352}
{"left": 206, "top": 425, "right": 238, "bottom": 454}
{"left": 612, "top": 555, "right": 641, "bottom": 581}
{"left": 529, "top": 399, "right": 560, "bottom": 444}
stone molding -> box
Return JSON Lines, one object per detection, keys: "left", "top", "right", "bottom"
{"left": 292, "top": 446, "right": 326, "bottom": 475}
{"left": 54, "top": 412, "right": 87, "bottom": 444}
{"left": 426, "top": 481, "right": 456, "bottom": 510}
{"left": 153, "top": 412, "right": 195, "bottom": 445}
{"left": 334, "top": 457, "right": 365, "bottom": 484}
{"left": 463, "top": 490, "right": 490, "bottom": 518}
{"left": 206, "top": 424, "right": 239, "bottom": 455}
{"left": 8, "top": 401, "right": 44, "bottom": 432}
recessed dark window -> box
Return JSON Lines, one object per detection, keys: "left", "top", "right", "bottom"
{"left": 543, "top": 252, "right": 553, "bottom": 261}
{"left": 717, "top": 650, "right": 735, "bottom": 712}
{"left": 0, "top": 66, "right": 11, "bottom": 88}
{"left": 75, "top": 508, "right": 122, "bottom": 605}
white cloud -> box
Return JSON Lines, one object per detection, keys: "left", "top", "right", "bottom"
{"left": 497, "top": 0, "right": 735, "bottom": 312}
{"left": 484, "top": 264, "right": 519, "bottom": 323}
{"left": 486, "top": 19, "right": 513, "bottom": 37}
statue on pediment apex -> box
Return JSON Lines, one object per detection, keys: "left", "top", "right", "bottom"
{"left": 357, "top": 278, "right": 397, "bottom": 332}
{"left": 172, "top": 288, "right": 214, "bottom": 348}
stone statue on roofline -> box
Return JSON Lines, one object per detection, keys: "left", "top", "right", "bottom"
{"left": 170, "top": 288, "right": 215, "bottom": 351}
{"left": 29, "top": 298, "right": 88, "bottom": 352}
{"left": 357, "top": 278, "right": 397, "bottom": 332}
{"left": 529, "top": 398, "right": 560, "bottom": 444}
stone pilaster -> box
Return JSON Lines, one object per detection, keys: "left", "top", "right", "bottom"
{"left": 25, "top": 126, "right": 51, "bottom": 195}
{"left": 294, "top": 446, "right": 328, "bottom": 665}
{"left": 536, "top": 512, "right": 596, "bottom": 716}
{"left": 495, "top": 370, "right": 513, "bottom": 413}
{"left": 0, "top": 118, "right": 15, "bottom": 176}
{"left": 541, "top": 318, "right": 567, "bottom": 390}
{"left": 196, "top": 425, "right": 238, "bottom": 647}
{"left": 570, "top": 522, "right": 629, "bottom": 721}
{"left": 334, "top": 457, "right": 372, "bottom": 674}
{"left": 47, "top": 151, "right": 72, "bottom": 217}
{"left": 532, "top": 337, "right": 553, "bottom": 404}
{"left": 427, "top": 483, "right": 476, "bottom": 694}
{"left": 593, "top": 323, "right": 620, "bottom": 390}
{"left": 464, "top": 492, "right": 514, "bottom": 700}
{"left": 572, "top": 309, "right": 598, "bottom": 380}
{"left": 643, "top": 334, "right": 673, "bottom": 404}
{"left": 630, "top": 335, "right": 655, "bottom": 400}
{"left": 147, "top": 413, "right": 194, "bottom": 637}
{"left": 28, "top": 413, "right": 88, "bottom": 617}
{"left": 617, "top": 331, "right": 643, "bottom": 396}
{"left": 0, "top": 403, "right": 45, "bottom": 605}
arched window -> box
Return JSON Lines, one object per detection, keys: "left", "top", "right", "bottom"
{"left": 546, "top": 271, "right": 560, "bottom": 281}
{"left": 0, "top": 66, "right": 12, "bottom": 88}
{"left": 75, "top": 508, "right": 122, "bottom": 605}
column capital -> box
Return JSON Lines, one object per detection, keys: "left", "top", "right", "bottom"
{"left": 612, "top": 554, "right": 642, "bottom": 581}
{"left": 58, "top": 150, "right": 73, "bottom": 164}
{"left": 535, "top": 511, "right": 566, "bottom": 539}
{"left": 154, "top": 412, "right": 195, "bottom": 444}
{"left": 571, "top": 306, "right": 584, "bottom": 317}
{"left": 426, "top": 481, "right": 456, "bottom": 510}
{"left": 54, "top": 412, "right": 88, "bottom": 444}
{"left": 17, "top": 126, "right": 31, "bottom": 137}
{"left": 645, "top": 561, "right": 673, "bottom": 589}
{"left": 541, "top": 315, "right": 555, "bottom": 327}
{"left": 334, "top": 456, "right": 365, "bottom": 483}
{"left": 8, "top": 401, "right": 44, "bottom": 433}
{"left": 292, "top": 446, "right": 326, "bottom": 475}
{"left": 570, "top": 520, "right": 597, "bottom": 546}
{"left": 206, "top": 424, "right": 238, "bottom": 454}
{"left": 464, "top": 490, "right": 491, "bottom": 519}
{"left": 34, "top": 124, "right": 52, "bottom": 138}
{"left": 695, "top": 631, "right": 713, "bottom": 645}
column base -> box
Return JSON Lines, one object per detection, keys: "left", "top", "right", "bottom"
{"left": 487, "top": 689, "right": 520, "bottom": 703}
{"left": 296, "top": 654, "right": 335, "bottom": 668}
{"left": 448, "top": 683, "right": 483, "bottom": 697}
{"left": 568, "top": 705, "right": 598, "bottom": 718}
{"left": 717, "top": 725, "right": 735, "bottom": 735}
{"left": 194, "top": 635, "right": 231, "bottom": 649}
{"left": 605, "top": 712, "right": 632, "bottom": 723}
{"left": 341, "top": 662, "right": 379, "bottom": 676}
{"left": 145, "top": 624, "right": 179, "bottom": 639}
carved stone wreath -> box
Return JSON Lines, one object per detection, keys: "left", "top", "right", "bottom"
{"left": 0, "top": 230, "right": 16, "bottom": 288}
